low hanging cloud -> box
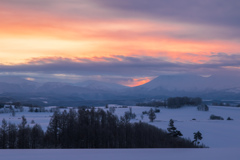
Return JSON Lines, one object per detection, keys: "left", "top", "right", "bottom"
{"left": 1, "top": 54, "right": 240, "bottom": 77}
{"left": 0, "top": 56, "right": 184, "bottom": 76}
{"left": 1, "top": 54, "right": 240, "bottom": 86}
{"left": 208, "top": 53, "right": 240, "bottom": 66}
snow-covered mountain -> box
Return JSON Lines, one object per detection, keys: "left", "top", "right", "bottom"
{"left": 1, "top": 74, "right": 240, "bottom": 106}
{"left": 0, "top": 76, "right": 39, "bottom": 94}
{"left": 0, "top": 77, "right": 129, "bottom": 106}
{"left": 0, "top": 78, "right": 126, "bottom": 94}
{"left": 74, "top": 80, "right": 127, "bottom": 91}
{"left": 136, "top": 74, "right": 240, "bottom": 91}
{"left": 126, "top": 74, "right": 240, "bottom": 99}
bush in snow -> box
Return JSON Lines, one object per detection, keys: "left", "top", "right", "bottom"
{"left": 154, "top": 108, "right": 160, "bottom": 113}
{"left": 227, "top": 117, "right": 233, "bottom": 120}
{"left": 142, "top": 111, "right": 148, "bottom": 115}
{"left": 197, "top": 104, "right": 209, "bottom": 111}
{"left": 124, "top": 107, "right": 136, "bottom": 121}
{"left": 210, "top": 114, "right": 224, "bottom": 120}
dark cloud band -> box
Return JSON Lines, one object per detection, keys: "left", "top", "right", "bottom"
{"left": 1, "top": 54, "right": 240, "bottom": 77}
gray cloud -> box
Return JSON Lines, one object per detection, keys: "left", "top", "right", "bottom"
{"left": 1, "top": 54, "right": 240, "bottom": 85}
{"left": 3, "top": 0, "right": 240, "bottom": 28}
{"left": 208, "top": 53, "right": 240, "bottom": 67}
{"left": 96, "top": 0, "right": 240, "bottom": 27}
{"left": 1, "top": 0, "right": 240, "bottom": 41}
{"left": 94, "top": 0, "right": 240, "bottom": 40}
{"left": 0, "top": 56, "right": 183, "bottom": 76}
{"left": 1, "top": 54, "right": 240, "bottom": 77}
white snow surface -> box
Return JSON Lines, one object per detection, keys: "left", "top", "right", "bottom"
{"left": 1, "top": 105, "right": 240, "bottom": 159}
{"left": 105, "top": 105, "right": 240, "bottom": 148}
{"left": 124, "top": 105, "right": 240, "bottom": 148}
{"left": 0, "top": 149, "right": 239, "bottom": 160}
{"left": 1, "top": 105, "right": 240, "bottom": 148}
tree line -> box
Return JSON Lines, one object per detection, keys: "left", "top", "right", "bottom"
{"left": 167, "top": 97, "right": 202, "bottom": 108}
{"left": 136, "top": 97, "right": 202, "bottom": 108}
{"left": 136, "top": 101, "right": 167, "bottom": 107}
{"left": 0, "top": 108, "right": 202, "bottom": 149}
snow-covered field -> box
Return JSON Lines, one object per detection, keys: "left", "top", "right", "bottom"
{"left": 1, "top": 148, "right": 240, "bottom": 160}
{"left": 0, "top": 107, "right": 53, "bottom": 131}
{"left": 1, "top": 105, "right": 240, "bottom": 159}
{"left": 101, "top": 105, "right": 240, "bottom": 148}
{"left": 1, "top": 105, "right": 240, "bottom": 148}
{"left": 118, "top": 105, "right": 240, "bottom": 148}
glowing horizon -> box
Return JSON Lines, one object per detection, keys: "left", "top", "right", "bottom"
{"left": 0, "top": 1, "right": 240, "bottom": 87}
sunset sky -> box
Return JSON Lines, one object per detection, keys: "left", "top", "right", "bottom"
{"left": 1, "top": 0, "right": 240, "bottom": 87}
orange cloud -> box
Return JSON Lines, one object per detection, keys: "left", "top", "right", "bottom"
{"left": 1, "top": 3, "right": 240, "bottom": 66}
{"left": 119, "top": 77, "right": 155, "bottom": 87}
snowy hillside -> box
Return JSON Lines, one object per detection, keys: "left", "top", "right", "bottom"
{"left": 137, "top": 74, "right": 240, "bottom": 91}
{"left": 75, "top": 80, "right": 127, "bottom": 91}
{"left": 126, "top": 74, "right": 240, "bottom": 100}
{"left": 1, "top": 149, "right": 240, "bottom": 160}
{"left": 108, "top": 105, "right": 240, "bottom": 148}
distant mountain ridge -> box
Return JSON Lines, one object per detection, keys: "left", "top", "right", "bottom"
{"left": 0, "top": 74, "right": 240, "bottom": 106}
{"left": 127, "top": 74, "right": 240, "bottom": 100}
{"left": 75, "top": 80, "right": 128, "bottom": 91}
{"left": 136, "top": 74, "right": 240, "bottom": 91}
{"left": 0, "top": 77, "right": 129, "bottom": 106}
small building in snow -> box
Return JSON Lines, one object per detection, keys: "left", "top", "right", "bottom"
{"left": 4, "top": 104, "right": 15, "bottom": 109}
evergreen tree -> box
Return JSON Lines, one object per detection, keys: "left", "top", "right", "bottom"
{"left": 64, "top": 109, "right": 78, "bottom": 148}
{"left": 30, "top": 124, "right": 44, "bottom": 148}
{"left": 192, "top": 131, "right": 203, "bottom": 145}
{"left": 148, "top": 108, "right": 156, "bottom": 122}
{"left": 0, "top": 119, "right": 8, "bottom": 148}
{"left": 17, "top": 116, "right": 31, "bottom": 148}
{"left": 7, "top": 123, "right": 17, "bottom": 149}
{"left": 167, "top": 119, "right": 183, "bottom": 137}
{"left": 0, "top": 108, "right": 205, "bottom": 148}
{"left": 45, "top": 110, "right": 61, "bottom": 148}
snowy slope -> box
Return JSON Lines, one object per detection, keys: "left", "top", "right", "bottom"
{"left": 138, "top": 74, "right": 240, "bottom": 91}
{"left": 127, "top": 74, "right": 240, "bottom": 99}
{"left": 105, "top": 105, "right": 240, "bottom": 148}
{"left": 0, "top": 149, "right": 240, "bottom": 160}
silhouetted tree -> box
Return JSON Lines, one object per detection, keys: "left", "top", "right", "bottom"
{"left": 167, "top": 97, "right": 202, "bottom": 108}
{"left": 45, "top": 110, "right": 61, "bottom": 148}
{"left": 192, "top": 131, "right": 203, "bottom": 145}
{"left": 0, "top": 107, "right": 203, "bottom": 149}
{"left": 7, "top": 123, "right": 17, "bottom": 149}
{"left": 167, "top": 119, "right": 182, "bottom": 137}
{"left": 0, "top": 119, "right": 8, "bottom": 148}
{"left": 148, "top": 108, "right": 156, "bottom": 122}
{"left": 17, "top": 116, "right": 31, "bottom": 148}
{"left": 30, "top": 124, "right": 44, "bottom": 148}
